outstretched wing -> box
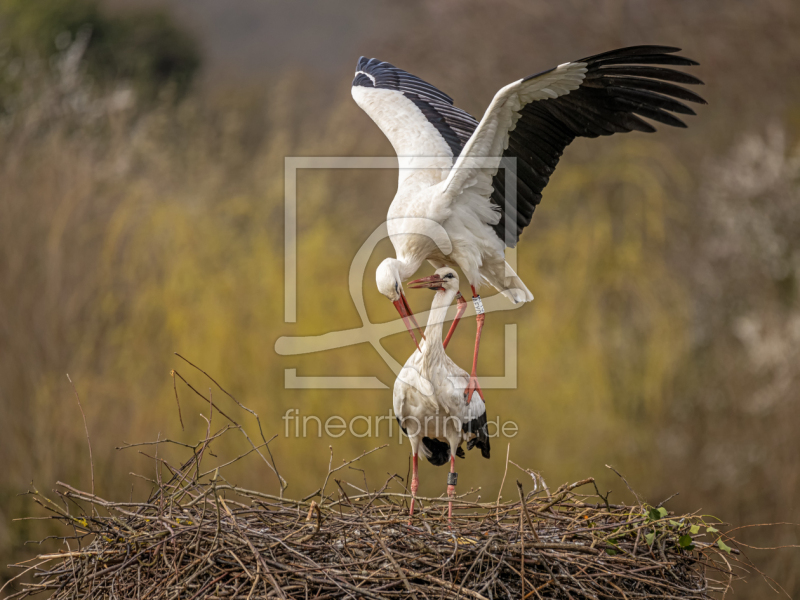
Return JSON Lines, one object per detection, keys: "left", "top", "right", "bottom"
{"left": 352, "top": 57, "right": 479, "bottom": 185}
{"left": 442, "top": 46, "right": 706, "bottom": 246}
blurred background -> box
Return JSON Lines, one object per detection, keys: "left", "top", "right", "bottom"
{"left": 1, "top": 0, "right": 799, "bottom": 595}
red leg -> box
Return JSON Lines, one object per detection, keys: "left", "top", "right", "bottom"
{"left": 409, "top": 453, "right": 419, "bottom": 517}
{"left": 464, "top": 286, "right": 485, "bottom": 403}
{"left": 443, "top": 292, "right": 467, "bottom": 349}
{"left": 447, "top": 454, "right": 456, "bottom": 522}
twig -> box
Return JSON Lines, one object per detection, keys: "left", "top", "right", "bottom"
{"left": 496, "top": 443, "right": 511, "bottom": 506}
{"left": 517, "top": 481, "right": 539, "bottom": 542}
{"left": 170, "top": 370, "right": 185, "bottom": 431}
{"left": 320, "top": 445, "right": 387, "bottom": 507}
{"left": 66, "top": 375, "right": 94, "bottom": 514}
{"left": 172, "top": 370, "right": 286, "bottom": 490}
{"left": 174, "top": 353, "right": 282, "bottom": 489}
{"left": 605, "top": 464, "right": 643, "bottom": 505}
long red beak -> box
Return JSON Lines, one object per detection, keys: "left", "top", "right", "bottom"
{"left": 401, "top": 292, "right": 424, "bottom": 337}
{"left": 408, "top": 274, "right": 444, "bottom": 290}
{"left": 393, "top": 294, "right": 424, "bottom": 351}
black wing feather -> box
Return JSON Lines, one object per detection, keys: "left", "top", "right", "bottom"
{"left": 607, "top": 87, "right": 697, "bottom": 115}
{"left": 355, "top": 57, "right": 478, "bottom": 158}
{"left": 576, "top": 45, "right": 682, "bottom": 62}
{"left": 588, "top": 65, "right": 704, "bottom": 85}
{"left": 491, "top": 46, "right": 704, "bottom": 246}
{"left": 590, "top": 76, "right": 707, "bottom": 104}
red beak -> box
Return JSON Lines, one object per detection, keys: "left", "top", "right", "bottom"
{"left": 401, "top": 292, "right": 424, "bottom": 337}
{"left": 408, "top": 274, "right": 444, "bottom": 291}
{"left": 393, "top": 294, "right": 424, "bottom": 351}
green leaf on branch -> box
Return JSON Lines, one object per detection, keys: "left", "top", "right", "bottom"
{"left": 679, "top": 535, "right": 693, "bottom": 547}
{"left": 718, "top": 540, "right": 732, "bottom": 554}
{"left": 689, "top": 525, "right": 700, "bottom": 534}
{"left": 706, "top": 526, "right": 719, "bottom": 533}
{"left": 645, "top": 532, "right": 655, "bottom": 545}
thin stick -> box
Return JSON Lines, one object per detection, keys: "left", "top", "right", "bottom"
{"left": 170, "top": 370, "right": 184, "bottom": 431}
{"left": 174, "top": 353, "right": 272, "bottom": 457}
{"left": 172, "top": 370, "right": 286, "bottom": 490}
{"left": 66, "top": 375, "right": 95, "bottom": 514}
{"left": 496, "top": 443, "right": 511, "bottom": 506}
{"left": 517, "top": 481, "right": 540, "bottom": 542}
{"left": 606, "top": 464, "right": 643, "bottom": 505}
{"left": 519, "top": 502, "right": 525, "bottom": 599}
{"left": 320, "top": 445, "right": 387, "bottom": 507}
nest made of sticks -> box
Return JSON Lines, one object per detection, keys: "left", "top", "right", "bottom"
{"left": 3, "top": 361, "right": 754, "bottom": 600}
{"left": 6, "top": 452, "right": 748, "bottom": 599}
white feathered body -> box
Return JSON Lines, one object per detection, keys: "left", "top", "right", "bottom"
{"left": 387, "top": 176, "right": 521, "bottom": 301}
{"left": 353, "top": 82, "right": 535, "bottom": 303}
{"left": 392, "top": 283, "right": 489, "bottom": 463}
{"left": 393, "top": 339, "right": 485, "bottom": 450}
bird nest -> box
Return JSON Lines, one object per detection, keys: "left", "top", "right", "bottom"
{"left": 3, "top": 363, "right": 755, "bottom": 599}
{"left": 7, "top": 456, "right": 749, "bottom": 599}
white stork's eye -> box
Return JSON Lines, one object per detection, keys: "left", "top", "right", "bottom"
{"left": 444, "top": 273, "right": 455, "bottom": 279}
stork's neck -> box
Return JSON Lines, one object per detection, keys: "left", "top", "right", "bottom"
{"left": 396, "top": 255, "right": 424, "bottom": 282}
{"left": 422, "top": 288, "right": 458, "bottom": 358}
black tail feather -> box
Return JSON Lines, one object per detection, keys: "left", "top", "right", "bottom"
{"left": 421, "top": 437, "right": 451, "bottom": 466}
{"left": 399, "top": 417, "right": 478, "bottom": 464}
{"left": 463, "top": 413, "right": 491, "bottom": 459}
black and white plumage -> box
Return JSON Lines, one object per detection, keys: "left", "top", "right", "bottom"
{"left": 354, "top": 46, "right": 705, "bottom": 402}
{"left": 393, "top": 267, "right": 490, "bottom": 519}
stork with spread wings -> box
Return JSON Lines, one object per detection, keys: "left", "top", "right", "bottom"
{"left": 353, "top": 46, "right": 705, "bottom": 402}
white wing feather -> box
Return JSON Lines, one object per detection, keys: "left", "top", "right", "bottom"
{"left": 442, "top": 62, "right": 587, "bottom": 201}
{"left": 352, "top": 86, "right": 456, "bottom": 187}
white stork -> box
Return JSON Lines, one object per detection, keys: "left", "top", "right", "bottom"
{"left": 353, "top": 45, "right": 705, "bottom": 402}
{"left": 394, "top": 267, "right": 490, "bottom": 520}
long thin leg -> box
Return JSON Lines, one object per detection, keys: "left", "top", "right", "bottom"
{"left": 409, "top": 453, "right": 419, "bottom": 517}
{"left": 447, "top": 454, "right": 456, "bottom": 522}
{"left": 464, "top": 285, "right": 485, "bottom": 403}
{"left": 443, "top": 292, "right": 467, "bottom": 349}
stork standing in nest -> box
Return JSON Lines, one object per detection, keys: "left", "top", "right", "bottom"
{"left": 394, "top": 267, "right": 491, "bottom": 520}
{"left": 354, "top": 46, "right": 705, "bottom": 403}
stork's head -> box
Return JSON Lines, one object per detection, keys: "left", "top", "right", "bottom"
{"left": 376, "top": 258, "right": 404, "bottom": 302}
{"left": 408, "top": 267, "right": 459, "bottom": 294}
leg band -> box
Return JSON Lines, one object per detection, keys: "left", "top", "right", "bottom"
{"left": 472, "top": 295, "right": 485, "bottom": 315}
{"left": 447, "top": 472, "right": 458, "bottom": 486}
